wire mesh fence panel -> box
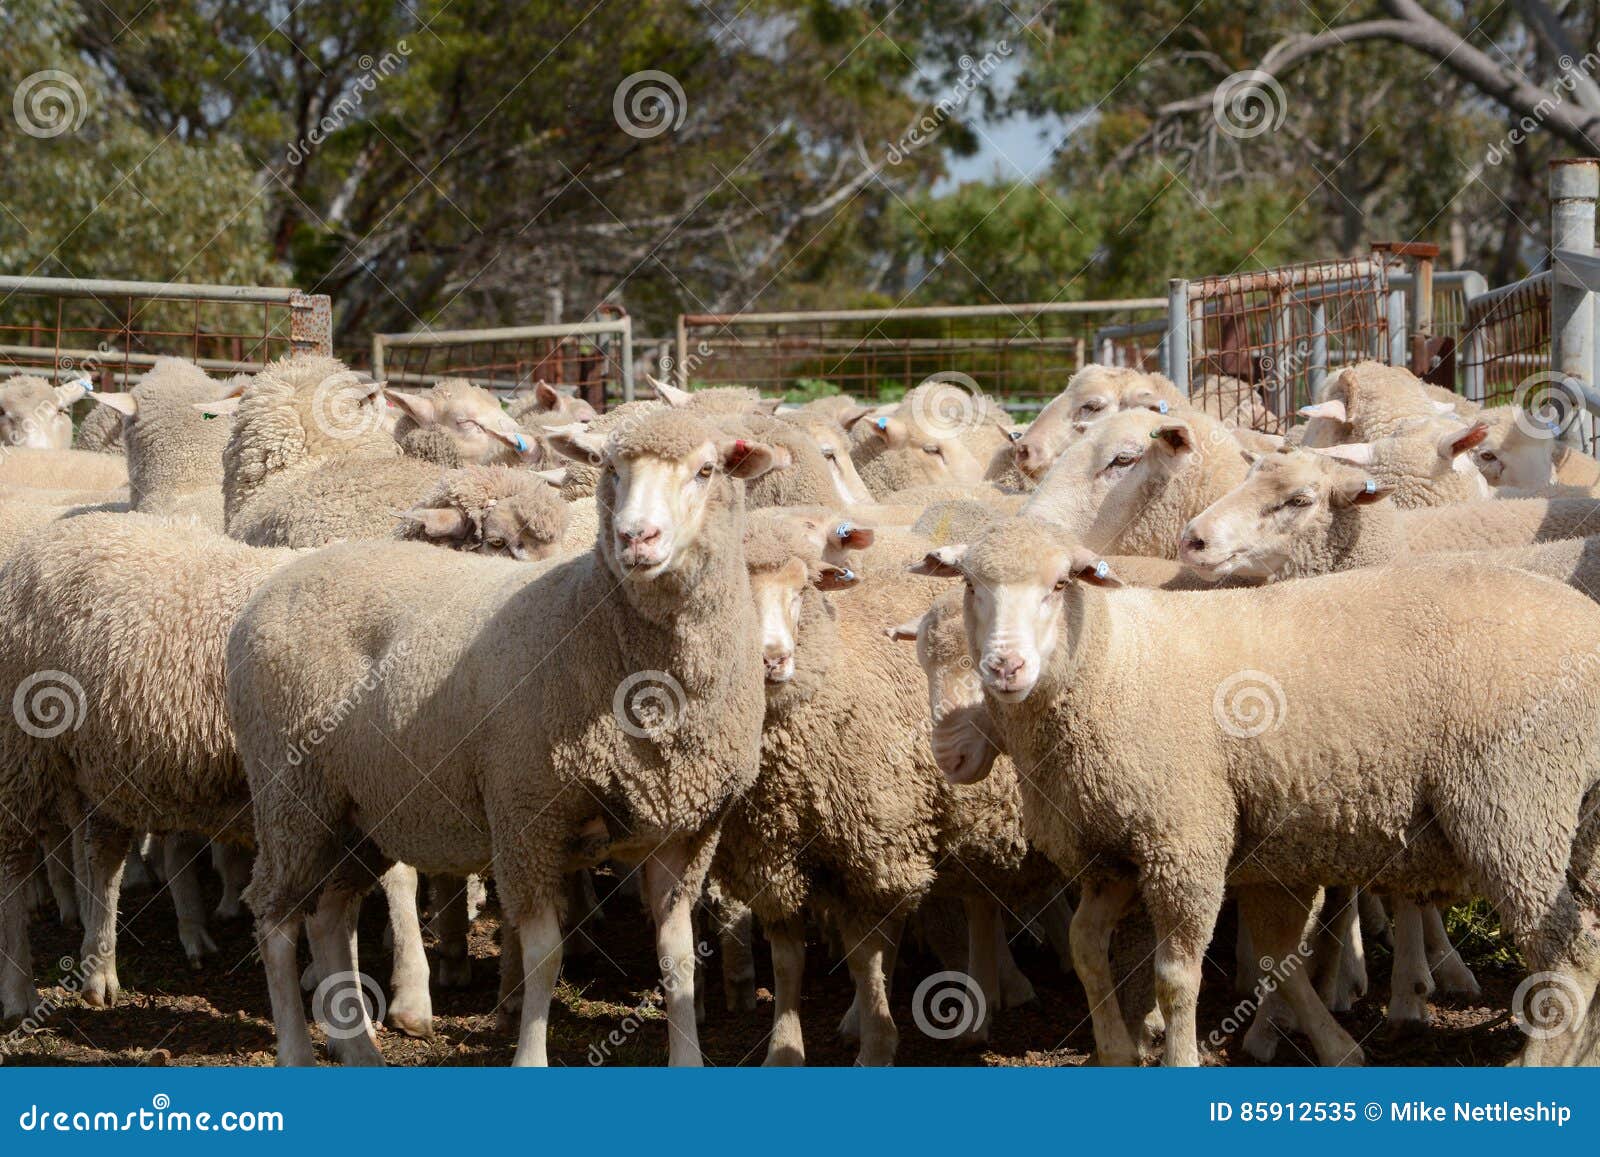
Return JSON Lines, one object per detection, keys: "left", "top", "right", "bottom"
{"left": 1175, "top": 255, "right": 1391, "bottom": 432}
{"left": 0, "top": 276, "right": 331, "bottom": 387}
{"left": 371, "top": 317, "right": 634, "bottom": 412}
{"left": 1458, "top": 272, "right": 1552, "bottom": 405}
{"left": 677, "top": 301, "right": 1166, "bottom": 416}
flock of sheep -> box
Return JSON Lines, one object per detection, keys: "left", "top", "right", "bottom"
{"left": 0, "top": 352, "right": 1597, "bottom": 1068}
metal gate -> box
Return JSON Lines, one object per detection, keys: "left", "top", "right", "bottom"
{"left": 0, "top": 275, "right": 332, "bottom": 387}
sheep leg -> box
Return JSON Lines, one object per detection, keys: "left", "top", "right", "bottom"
{"left": 305, "top": 887, "right": 385, "bottom": 1066}
{"left": 510, "top": 904, "right": 562, "bottom": 1067}
{"left": 995, "top": 919, "right": 1037, "bottom": 1009}
{"left": 1234, "top": 910, "right": 1258, "bottom": 995}
{"left": 714, "top": 895, "right": 757, "bottom": 1013}
{"left": 212, "top": 842, "right": 251, "bottom": 921}
{"left": 0, "top": 849, "right": 36, "bottom": 1018}
{"left": 1238, "top": 885, "right": 1363, "bottom": 1066}
{"left": 763, "top": 918, "right": 807, "bottom": 1066}
{"left": 1421, "top": 903, "right": 1481, "bottom": 996}
{"left": 962, "top": 895, "right": 1000, "bottom": 1040}
{"left": 840, "top": 915, "right": 900, "bottom": 1066}
{"left": 1314, "top": 886, "right": 1367, "bottom": 1012}
{"left": 1071, "top": 877, "right": 1141, "bottom": 1066}
{"left": 495, "top": 920, "right": 523, "bottom": 1034}
{"left": 428, "top": 874, "right": 473, "bottom": 989}
{"left": 41, "top": 832, "right": 79, "bottom": 930}
{"left": 645, "top": 840, "right": 703, "bottom": 1067}
{"left": 380, "top": 863, "right": 433, "bottom": 1038}
{"left": 1035, "top": 890, "right": 1074, "bottom": 976}
{"left": 838, "top": 920, "right": 901, "bottom": 1042}
{"left": 258, "top": 911, "right": 317, "bottom": 1067}
{"left": 78, "top": 818, "right": 132, "bottom": 1008}
{"left": 1359, "top": 889, "right": 1393, "bottom": 950}
{"left": 1386, "top": 897, "right": 1434, "bottom": 1029}
{"left": 163, "top": 832, "right": 219, "bottom": 968}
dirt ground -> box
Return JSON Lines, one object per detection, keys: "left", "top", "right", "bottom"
{"left": 0, "top": 866, "right": 1530, "bottom": 1067}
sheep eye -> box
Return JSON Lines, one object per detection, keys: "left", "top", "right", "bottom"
{"left": 820, "top": 446, "right": 836, "bottom": 460}
{"left": 1479, "top": 451, "right": 1497, "bottom": 464}
{"left": 1285, "top": 494, "right": 1314, "bottom": 508}
{"left": 1078, "top": 401, "right": 1104, "bottom": 415}
{"left": 922, "top": 443, "right": 942, "bottom": 455}
{"left": 488, "top": 537, "right": 506, "bottom": 549}
{"left": 1052, "top": 577, "right": 1070, "bottom": 592}
{"left": 698, "top": 462, "right": 715, "bottom": 478}
{"left": 1110, "top": 451, "right": 1138, "bottom": 467}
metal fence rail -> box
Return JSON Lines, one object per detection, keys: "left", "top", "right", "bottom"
{"left": 675, "top": 299, "right": 1167, "bottom": 413}
{"left": 0, "top": 275, "right": 331, "bottom": 387}
{"left": 1458, "top": 272, "right": 1552, "bottom": 405}
{"left": 371, "top": 313, "right": 634, "bottom": 411}
{"left": 1168, "top": 254, "right": 1391, "bottom": 431}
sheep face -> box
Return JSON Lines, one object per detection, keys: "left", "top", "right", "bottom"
{"left": 1179, "top": 451, "right": 1389, "bottom": 579}
{"left": 864, "top": 409, "right": 987, "bottom": 486}
{"left": 1316, "top": 417, "right": 1490, "bottom": 505}
{"left": 761, "top": 508, "right": 875, "bottom": 569}
{"left": 480, "top": 497, "right": 563, "bottom": 560}
{"left": 1013, "top": 367, "right": 1182, "bottom": 481}
{"left": 792, "top": 417, "right": 872, "bottom": 505}
{"left": 750, "top": 556, "right": 807, "bottom": 684}
{"left": 1470, "top": 410, "right": 1565, "bottom": 489}
{"left": 926, "top": 519, "right": 1119, "bottom": 703}
{"left": 0, "top": 377, "right": 79, "bottom": 449}
{"left": 387, "top": 380, "right": 537, "bottom": 466}
{"left": 1028, "top": 407, "right": 1200, "bottom": 549}
{"left": 891, "top": 592, "right": 997, "bottom": 785}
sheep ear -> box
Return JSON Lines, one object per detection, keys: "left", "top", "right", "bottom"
{"left": 1332, "top": 477, "right": 1393, "bottom": 507}
{"left": 1440, "top": 421, "right": 1489, "bottom": 459}
{"left": 53, "top": 379, "right": 91, "bottom": 409}
{"left": 836, "top": 404, "right": 872, "bottom": 430}
{"left": 546, "top": 422, "right": 608, "bottom": 464}
{"left": 191, "top": 396, "right": 241, "bottom": 418}
{"left": 485, "top": 424, "right": 539, "bottom": 460}
{"left": 218, "top": 377, "right": 249, "bottom": 400}
{"left": 833, "top": 521, "right": 875, "bottom": 550}
{"left": 908, "top": 544, "right": 967, "bottom": 578}
{"left": 885, "top": 617, "right": 921, "bottom": 642}
{"left": 1253, "top": 433, "right": 1285, "bottom": 450}
{"left": 535, "top": 467, "right": 568, "bottom": 487}
{"left": 872, "top": 415, "right": 909, "bottom": 449}
{"left": 533, "top": 379, "right": 561, "bottom": 411}
{"left": 752, "top": 397, "right": 782, "bottom": 415}
{"left": 94, "top": 391, "right": 139, "bottom": 419}
{"left": 1069, "top": 548, "right": 1122, "bottom": 588}
{"left": 719, "top": 438, "right": 789, "bottom": 479}
{"left": 403, "top": 507, "right": 470, "bottom": 540}
{"left": 1239, "top": 449, "right": 1261, "bottom": 466}
{"left": 1432, "top": 400, "right": 1457, "bottom": 415}
{"left": 1315, "top": 442, "right": 1375, "bottom": 466}
{"left": 1149, "top": 420, "right": 1194, "bottom": 455}
{"left": 647, "top": 375, "right": 693, "bottom": 407}
{"left": 383, "top": 388, "right": 437, "bottom": 427}
{"left": 1299, "top": 399, "right": 1347, "bottom": 422}
{"left": 813, "top": 564, "right": 859, "bottom": 592}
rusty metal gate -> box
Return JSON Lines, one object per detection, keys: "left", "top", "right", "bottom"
{"left": 0, "top": 275, "right": 331, "bottom": 387}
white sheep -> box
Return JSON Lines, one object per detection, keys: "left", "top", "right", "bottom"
{"left": 0, "top": 374, "right": 92, "bottom": 450}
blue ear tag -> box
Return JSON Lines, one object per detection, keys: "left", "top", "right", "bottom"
{"left": 841, "top": 568, "right": 855, "bottom": 582}
{"left": 513, "top": 434, "right": 527, "bottom": 453}
{"left": 1157, "top": 400, "right": 1169, "bottom": 414}
{"left": 1364, "top": 479, "right": 1376, "bottom": 494}
{"left": 875, "top": 416, "right": 889, "bottom": 430}
{"left": 1094, "top": 560, "right": 1109, "bottom": 579}
{"left": 835, "top": 523, "right": 852, "bottom": 540}
{"left": 75, "top": 376, "right": 94, "bottom": 392}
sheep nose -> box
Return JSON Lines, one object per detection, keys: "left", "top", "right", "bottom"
{"left": 1181, "top": 530, "right": 1206, "bottom": 556}
{"left": 1014, "top": 443, "right": 1031, "bottom": 463}
{"left": 763, "top": 651, "right": 794, "bottom": 682}
{"left": 616, "top": 524, "right": 662, "bottom": 550}
{"left": 983, "top": 653, "right": 1024, "bottom": 683}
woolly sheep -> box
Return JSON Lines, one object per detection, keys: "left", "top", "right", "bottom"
{"left": 1469, "top": 405, "right": 1600, "bottom": 492}
{"left": 776, "top": 411, "right": 875, "bottom": 505}
{"left": 386, "top": 378, "right": 541, "bottom": 466}
{"left": 849, "top": 382, "right": 1014, "bottom": 495}
{"left": 1312, "top": 416, "right": 1491, "bottom": 508}
{"left": 714, "top": 514, "right": 1048, "bottom": 1064}
{"left": 923, "top": 515, "right": 1600, "bottom": 1066}
{"left": 1021, "top": 405, "right": 1251, "bottom": 558}
{"left": 1009, "top": 366, "right": 1188, "bottom": 483}
{"left": 505, "top": 379, "right": 599, "bottom": 426}
{"left": 224, "top": 409, "right": 786, "bottom": 1065}
{"left": 0, "top": 374, "right": 92, "bottom": 451}
{"left": 395, "top": 463, "right": 569, "bottom": 560}
{"left": 0, "top": 446, "right": 128, "bottom": 491}
{"left": 1296, "top": 361, "right": 1474, "bottom": 447}
{"left": 73, "top": 401, "right": 125, "bottom": 454}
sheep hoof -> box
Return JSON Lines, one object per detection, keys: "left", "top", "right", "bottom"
{"left": 836, "top": 1000, "right": 860, "bottom": 1042}
{"left": 1241, "top": 1018, "right": 1280, "bottom": 1062}
{"left": 299, "top": 961, "right": 319, "bottom": 993}
{"left": 1386, "top": 1010, "right": 1432, "bottom": 1036}
{"left": 763, "top": 1044, "right": 805, "bottom": 1066}
{"left": 82, "top": 975, "right": 120, "bottom": 1008}
{"left": 999, "top": 973, "right": 1037, "bottom": 1010}
{"left": 436, "top": 956, "right": 472, "bottom": 990}
{"left": 385, "top": 1003, "right": 433, "bottom": 1040}
{"left": 724, "top": 978, "right": 757, "bottom": 1013}
{"left": 1329, "top": 1045, "right": 1366, "bottom": 1068}
{"left": 494, "top": 1006, "right": 520, "bottom": 1035}
{"left": 1431, "top": 958, "right": 1481, "bottom": 997}
{"left": 214, "top": 899, "right": 244, "bottom": 921}
{"left": 180, "top": 925, "right": 219, "bottom": 968}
